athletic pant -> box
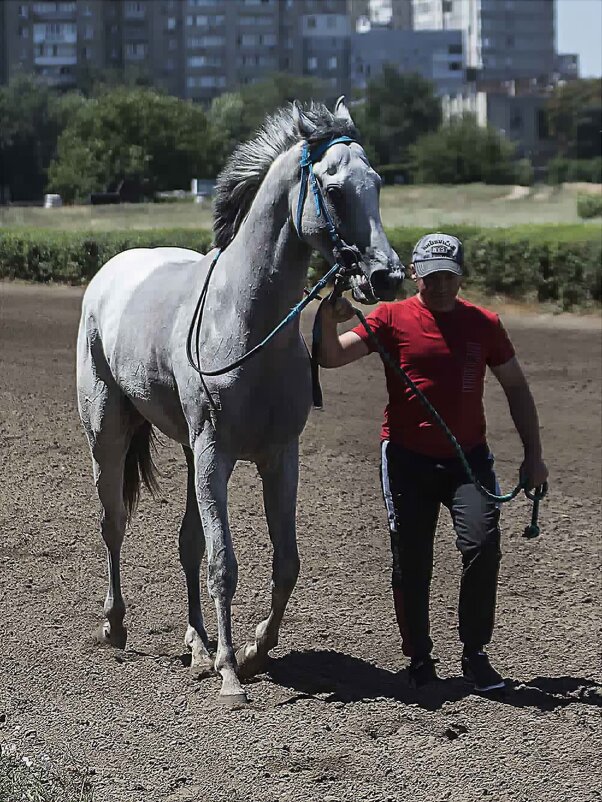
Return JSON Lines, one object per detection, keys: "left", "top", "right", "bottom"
{"left": 380, "top": 440, "right": 502, "bottom": 659}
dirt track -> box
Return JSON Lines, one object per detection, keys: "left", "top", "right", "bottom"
{"left": 0, "top": 281, "right": 600, "bottom": 802}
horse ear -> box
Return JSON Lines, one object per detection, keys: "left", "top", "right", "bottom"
{"left": 292, "top": 100, "right": 317, "bottom": 139}
{"left": 334, "top": 96, "right": 354, "bottom": 125}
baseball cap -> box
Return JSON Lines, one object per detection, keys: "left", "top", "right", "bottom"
{"left": 411, "top": 233, "right": 463, "bottom": 278}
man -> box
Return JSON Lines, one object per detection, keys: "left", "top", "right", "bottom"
{"left": 318, "top": 233, "right": 548, "bottom": 692}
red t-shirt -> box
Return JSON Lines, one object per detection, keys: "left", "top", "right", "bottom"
{"left": 351, "top": 295, "right": 515, "bottom": 457}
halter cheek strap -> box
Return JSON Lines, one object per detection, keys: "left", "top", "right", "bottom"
{"left": 295, "top": 135, "right": 356, "bottom": 245}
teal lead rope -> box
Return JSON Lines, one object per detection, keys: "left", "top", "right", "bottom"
{"left": 350, "top": 304, "right": 548, "bottom": 537}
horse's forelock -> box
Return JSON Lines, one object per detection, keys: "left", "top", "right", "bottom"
{"left": 213, "top": 103, "right": 359, "bottom": 249}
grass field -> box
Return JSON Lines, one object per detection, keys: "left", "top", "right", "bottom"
{"left": 1, "top": 183, "right": 600, "bottom": 231}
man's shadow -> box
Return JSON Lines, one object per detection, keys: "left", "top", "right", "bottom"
{"left": 265, "top": 649, "right": 602, "bottom": 713}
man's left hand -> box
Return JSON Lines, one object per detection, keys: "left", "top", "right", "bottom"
{"left": 520, "top": 454, "right": 549, "bottom": 490}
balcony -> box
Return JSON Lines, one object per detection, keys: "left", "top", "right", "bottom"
{"left": 34, "top": 55, "right": 77, "bottom": 66}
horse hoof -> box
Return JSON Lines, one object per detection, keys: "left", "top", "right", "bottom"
{"left": 219, "top": 692, "right": 249, "bottom": 708}
{"left": 236, "top": 644, "right": 268, "bottom": 679}
{"left": 96, "top": 622, "right": 127, "bottom": 649}
{"left": 190, "top": 656, "right": 215, "bottom": 679}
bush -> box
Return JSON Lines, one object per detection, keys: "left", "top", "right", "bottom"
{"left": 548, "top": 157, "right": 602, "bottom": 184}
{"left": 410, "top": 115, "right": 518, "bottom": 185}
{"left": 577, "top": 193, "right": 602, "bottom": 219}
{"left": 312, "top": 225, "right": 602, "bottom": 311}
{"left": 1, "top": 226, "right": 600, "bottom": 311}
{"left": 514, "top": 158, "right": 535, "bottom": 187}
{"left": 0, "top": 228, "right": 213, "bottom": 283}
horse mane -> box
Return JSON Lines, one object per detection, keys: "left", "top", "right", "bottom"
{"left": 213, "top": 102, "right": 359, "bottom": 250}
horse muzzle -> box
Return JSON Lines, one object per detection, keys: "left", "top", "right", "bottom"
{"left": 350, "top": 257, "right": 405, "bottom": 304}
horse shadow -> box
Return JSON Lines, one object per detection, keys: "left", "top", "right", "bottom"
{"left": 264, "top": 649, "right": 602, "bottom": 713}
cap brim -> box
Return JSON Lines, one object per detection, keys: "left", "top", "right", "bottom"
{"left": 414, "top": 259, "right": 462, "bottom": 278}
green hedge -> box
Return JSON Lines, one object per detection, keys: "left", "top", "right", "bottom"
{"left": 315, "top": 225, "right": 602, "bottom": 310}
{"left": 577, "top": 193, "right": 602, "bottom": 219}
{"left": 548, "top": 157, "right": 602, "bottom": 185}
{"left": 0, "top": 228, "right": 212, "bottom": 283}
{"left": 1, "top": 225, "right": 600, "bottom": 310}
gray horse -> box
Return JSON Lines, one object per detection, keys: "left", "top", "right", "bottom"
{"left": 77, "top": 98, "right": 403, "bottom": 704}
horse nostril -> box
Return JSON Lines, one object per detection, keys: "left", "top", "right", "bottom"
{"left": 370, "top": 267, "right": 404, "bottom": 301}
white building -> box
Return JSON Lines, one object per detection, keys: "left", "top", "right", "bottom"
{"left": 412, "top": 0, "right": 556, "bottom": 84}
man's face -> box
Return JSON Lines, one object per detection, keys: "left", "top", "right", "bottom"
{"left": 411, "top": 267, "right": 461, "bottom": 312}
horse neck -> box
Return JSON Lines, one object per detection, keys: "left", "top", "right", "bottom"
{"left": 223, "top": 147, "right": 311, "bottom": 328}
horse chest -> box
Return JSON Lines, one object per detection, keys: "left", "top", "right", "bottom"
{"left": 215, "top": 359, "right": 312, "bottom": 455}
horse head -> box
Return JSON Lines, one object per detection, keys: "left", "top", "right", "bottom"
{"left": 291, "top": 97, "right": 404, "bottom": 304}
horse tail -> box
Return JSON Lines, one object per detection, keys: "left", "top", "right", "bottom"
{"left": 123, "top": 420, "right": 160, "bottom": 522}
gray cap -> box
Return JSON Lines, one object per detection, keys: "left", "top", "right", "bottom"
{"left": 411, "top": 233, "right": 463, "bottom": 278}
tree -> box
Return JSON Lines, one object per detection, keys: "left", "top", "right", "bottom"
{"left": 354, "top": 65, "right": 442, "bottom": 169}
{"left": 238, "top": 72, "right": 331, "bottom": 134}
{"left": 48, "top": 86, "right": 219, "bottom": 202}
{"left": 410, "top": 115, "right": 517, "bottom": 184}
{"left": 0, "top": 74, "right": 83, "bottom": 202}
{"left": 209, "top": 91, "right": 248, "bottom": 170}
{"left": 546, "top": 79, "right": 602, "bottom": 159}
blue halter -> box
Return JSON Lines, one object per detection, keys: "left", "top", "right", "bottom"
{"left": 295, "top": 136, "right": 356, "bottom": 249}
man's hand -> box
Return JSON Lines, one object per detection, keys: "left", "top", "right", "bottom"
{"left": 322, "top": 295, "right": 356, "bottom": 323}
{"left": 520, "top": 453, "right": 549, "bottom": 490}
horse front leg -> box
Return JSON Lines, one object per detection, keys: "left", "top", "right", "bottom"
{"left": 192, "top": 431, "right": 246, "bottom": 704}
{"left": 237, "top": 440, "right": 300, "bottom": 678}
{"left": 179, "top": 446, "right": 214, "bottom": 678}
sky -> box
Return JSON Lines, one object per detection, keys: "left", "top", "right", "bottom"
{"left": 556, "top": 0, "right": 602, "bottom": 78}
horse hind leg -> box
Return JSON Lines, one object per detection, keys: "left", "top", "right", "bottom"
{"left": 179, "top": 446, "right": 214, "bottom": 678}
{"left": 237, "top": 441, "right": 300, "bottom": 679}
{"left": 78, "top": 339, "right": 140, "bottom": 649}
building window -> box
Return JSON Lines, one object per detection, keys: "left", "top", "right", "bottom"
{"left": 449, "top": 62, "right": 461, "bottom": 71}
{"left": 84, "top": 25, "right": 94, "bottom": 40}
{"left": 83, "top": 3, "right": 92, "bottom": 15}
{"left": 260, "top": 33, "right": 276, "bottom": 46}
{"left": 327, "top": 15, "right": 336, "bottom": 28}
{"left": 307, "top": 16, "right": 316, "bottom": 28}
{"left": 240, "top": 33, "right": 258, "bottom": 46}
{"left": 19, "top": 4, "right": 29, "bottom": 17}
{"left": 448, "top": 44, "right": 462, "bottom": 55}
{"left": 125, "top": 42, "right": 148, "bottom": 59}
{"left": 167, "top": 17, "right": 176, "bottom": 30}
{"left": 19, "top": 25, "right": 29, "bottom": 38}
{"left": 510, "top": 114, "right": 522, "bottom": 131}
{"left": 168, "top": 38, "right": 177, "bottom": 50}
{"left": 307, "top": 56, "right": 317, "bottom": 71}
{"left": 328, "top": 56, "right": 337, "bottom": 70}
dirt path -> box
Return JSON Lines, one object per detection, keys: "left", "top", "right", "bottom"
{"left": 1, "top": 282, "right": 600, "bottom": 802}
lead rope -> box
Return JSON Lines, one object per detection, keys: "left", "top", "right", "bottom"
{"left": 350, "top": 304, "right": 547, "bottom": 536}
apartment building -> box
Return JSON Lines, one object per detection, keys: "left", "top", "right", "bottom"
{"left": 352, "top": 27, "right": 464, "bottom": 95}
{"left": 0, "top": 0, "right": 351, "bottom": 101}
{"left": 412, "top": 0, "right": 556, "bottom": 84}
{"left": 349, "top": 0, "right": 412, "bottom": 32}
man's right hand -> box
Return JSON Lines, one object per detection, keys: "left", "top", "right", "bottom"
{"left": 323, "top": 295, "right": 355, "bottom": 323}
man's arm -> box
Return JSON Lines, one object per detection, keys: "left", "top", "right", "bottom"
{"left": 490, "top": 356, "right": 548, "bottom": 489}
{"left": 317, "top": 297, "right": 370, "bottom": 368}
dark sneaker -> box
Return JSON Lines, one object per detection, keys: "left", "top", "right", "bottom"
{"left": 408, "top": 656, "right": 439, "bottom": 688}
{"left": 462, "top": 651, "right": 505, "bottom": 692}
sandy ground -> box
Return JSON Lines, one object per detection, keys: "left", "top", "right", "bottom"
{"left": 0, "top": 281, "right": 600, "bottom": 802}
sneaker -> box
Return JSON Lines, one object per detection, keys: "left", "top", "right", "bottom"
{"left": 462, "top": 650, "right": 505, "bottom": 692}
{"left": 408, "top": 656, "right": 439, "bottom": 688}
